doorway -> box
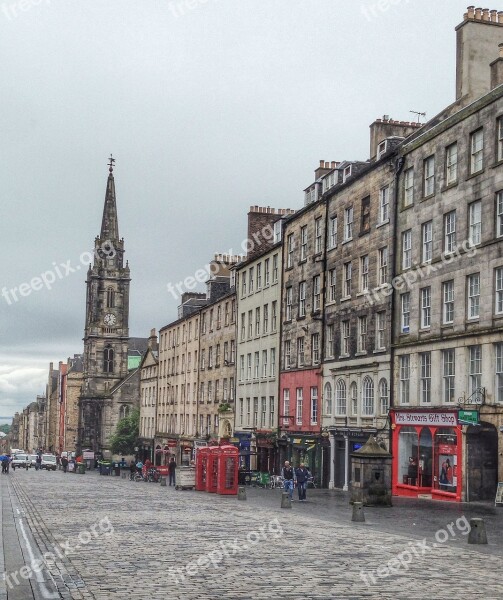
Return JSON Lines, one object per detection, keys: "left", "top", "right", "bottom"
{"left": 467, "top": 422, "right": 498, "bottom": 501}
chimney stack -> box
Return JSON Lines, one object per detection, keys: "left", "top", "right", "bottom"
{"left": 456, "top": 6, "right": 503, "bottom": 106}
{"left": 490, "top": 43, "right": 503, "bottom": 89}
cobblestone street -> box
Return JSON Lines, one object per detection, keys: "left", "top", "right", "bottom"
{"left": 1, "top": 470, "right": 503, "bottom": 599}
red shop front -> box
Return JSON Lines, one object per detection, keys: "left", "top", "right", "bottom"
{"left": 391, "top": 409, "right": 462, "bottom": 502}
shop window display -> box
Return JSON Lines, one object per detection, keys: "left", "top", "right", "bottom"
{"left": 433, "top": 428, "right": 457, "bottom": 494}
{"left": 398, "top": 427, "right": 418, "bottom": 485}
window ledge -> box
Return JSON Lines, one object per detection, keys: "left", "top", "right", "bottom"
{"left": 466, "top": 169, "right": 485, "bottom": 181}
{"left": 422, "top": 193, "right": 436, "bottom": 202}
{"left": 340, "top": 296, "right": 351, "bottom": 303}
{"left": 373, "top": 349, "right": 386, "bottom": 354}
{"left": 355, "top": 351, "right": 367, "bottom": 357}
{"left": 442, "top": 181, "right": 458, "bottom": 192}
{"left": 376, "top": 219, "right": 390, "bottom": 229}
{"left": 342, "top": 238, "right": 353, "bottom": 246}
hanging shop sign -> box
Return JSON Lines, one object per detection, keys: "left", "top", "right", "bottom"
{"left": 394, "top": 412, "right": 457, "bottom": 427}
{"left": 458, "top": 410, "right": 479, "bottom": 426}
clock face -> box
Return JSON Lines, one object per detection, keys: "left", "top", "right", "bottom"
{"left": 104, "top": 313, "right": 117, "bottom": 326}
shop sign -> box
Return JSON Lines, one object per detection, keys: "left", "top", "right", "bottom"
{"left": 229, "top": 437, "right": 240, "bottom": 444}
{"left": 395, "top": 412, "right": 457, "bottom": 427}
{"left": 167, "top": 440, "right": 177, "bottom": 448}
{"left": 458, "top": 410, "right": 479, "bottom": 426}
{"left": 83, "top": 451, "right": 95, "bottom": 460}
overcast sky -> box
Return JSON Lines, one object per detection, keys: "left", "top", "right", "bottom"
{"left": 0, "top": 0, "right": 473, "bottom": 422}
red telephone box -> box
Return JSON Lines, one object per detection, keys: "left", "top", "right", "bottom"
{"left": 195, "top": 447, "right": 209, "bottom": 492}
{"left": 217, "top": 445, "right": 239, "bottom": 495}
{"left": 206, "top": 446, "right": 220, "bottom": 493}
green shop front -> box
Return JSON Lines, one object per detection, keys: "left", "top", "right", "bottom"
{"left": 286, "top": 434, "right": 323, "bottom": 485}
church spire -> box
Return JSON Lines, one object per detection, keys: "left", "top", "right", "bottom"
{"left": 100, "top": 155, "right": 119, "bottom": 241}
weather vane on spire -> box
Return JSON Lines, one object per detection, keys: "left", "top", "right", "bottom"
{"left": 108, "top": 154, "right": 115, "bottom": 173}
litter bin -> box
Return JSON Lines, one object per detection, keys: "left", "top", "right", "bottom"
{"left": 99, "top": 461, "right": 111, "bottom": 475}
{"left": 113, "top": 462, "right": 121, "bottom": 477}
{"left": 77, "top": 462, "right": 86, "bottom": 475}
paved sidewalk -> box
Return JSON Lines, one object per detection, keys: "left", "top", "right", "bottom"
{"left": 239, "top": 485, "right": 503, "bottom": 556}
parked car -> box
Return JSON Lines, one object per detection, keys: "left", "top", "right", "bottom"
{"left": 11, "top": 453, "right": 30, "bottom": 470}
{"left": 41, "top": 454, "right": 57, "bottom": 471}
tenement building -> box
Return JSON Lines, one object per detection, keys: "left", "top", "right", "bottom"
{"left": 279, "top": 172, "right": 331, "bottom": 484}
{"left": 157, "top": 295, "right": 203, "bottom": 465}
{"left": 391, "top": 7, "right": 503, "bottom": 502}
{"left": 138, "top": 330, "right": 159, "bottom": 462}
{"left": 156, "top": 255, "right": 239, "bottom": 465}
{"left": 234, "top": 206, "right": 292, "bottom": 473}
{"left": 322, "top": 118, "right": 420, "bottom": 490}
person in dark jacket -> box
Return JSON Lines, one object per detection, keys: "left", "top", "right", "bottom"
{"left": 168, "top": 457, "right": 177, "bottom": 486}
{"left": 281, "top": 461, "right": 295, "bottom": 500}
{"left": 61, "top": 456, "right": 69, "bottom": 473}
{"left": 295, "top": 463, "right": 310, "bottom": 501}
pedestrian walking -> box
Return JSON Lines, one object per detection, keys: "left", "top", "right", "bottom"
{"left": 168, "top": 457, "right": 177, "bottom": 486}
{"left": 136, "top": 459, "right": 143, "bottom": 475}
{"left": 61, "top": 456, "right": 69, "bottom": 473}
{"left": 0, "top": 456, "right": 8, "bottom": 474}
{"left": 281, "top": 461, "right": 295, "bottom": 500}
{"left": 295, "top": 463, "right": 310, "bottom": 501}
{"left": 35, "top": 455, "right": 42, "bottom": 471}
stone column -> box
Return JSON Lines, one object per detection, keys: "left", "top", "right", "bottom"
{"left": 343, "top": 434, "right": 349, "bottom": 491}
{"left": 329, "top": 433, "right": 335, "bottom": 489}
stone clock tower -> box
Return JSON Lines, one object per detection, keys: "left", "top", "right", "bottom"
{"left": 78, "top": 159, "right": 134, "bottom": 456}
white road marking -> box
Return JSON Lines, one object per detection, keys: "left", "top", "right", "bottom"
{"left": 17, "top": 516, "right": 60, "bottom": 599}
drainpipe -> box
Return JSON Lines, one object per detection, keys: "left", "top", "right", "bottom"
{"left": 390, "top": 154, "right": 405, "bottom": 473}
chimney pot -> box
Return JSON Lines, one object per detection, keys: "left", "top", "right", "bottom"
{"left": 475, "top": 7, "right": 482, "bottom": 19}
{"left": 499, "top": 11, "right": 503, "bottom": 23}
{"left": 319, "top": 160, "right": 324, "bottom": 168}
{"left": 482, "top": 8, "right": 490, "bottom": 21}
{"left": 490, "top": 9, "right": 497, "bottom": 21}
{"left": 467, "top": 5, "right": 475, "bottom": 18}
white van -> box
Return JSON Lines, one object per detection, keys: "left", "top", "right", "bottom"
{"left": 41, "top": 454, "right": 57, "bottom": 471}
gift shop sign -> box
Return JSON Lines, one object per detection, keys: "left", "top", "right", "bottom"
{"left": 395, "top": 412, "right": 457, "bottom": 427}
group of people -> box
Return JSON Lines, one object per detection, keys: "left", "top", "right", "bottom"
{"left": 281, "top": 461, "right": 311, "bottom": 501}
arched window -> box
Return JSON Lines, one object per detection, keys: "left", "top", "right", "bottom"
{"left": 362, "top": 376, "right": 374, "bottom": 416}
{"left": 106, "top": 287, "right": 115, "bottom": 308}
{"left": 324, "top": 382, "right": 333, "bottom": 416}
{"left": 104, "top": 345, "right": 114, "bottom": 373}
{"left": 379, "top": 379, "right": 389, "bottom": 416}
{"left": 336, "top": 379, "right": 347, "bottom": 415}
{"left": 350, "top": 382, "right": 358, "bottom": 416}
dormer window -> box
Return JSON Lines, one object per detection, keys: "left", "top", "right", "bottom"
{"left": 304, "top": 186, "right": 316, "bottom": 205}
{"left": 273, "top": 220, "right": 282, "bottom": 243}
{"left": 377, "top": 140, "right": 388, "bottom": 160}
{"left": 343, "top": 165, "right": 352, "bottom": 183}
{"left": 323, "top": 171, "right": 337, "bottom": 193}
